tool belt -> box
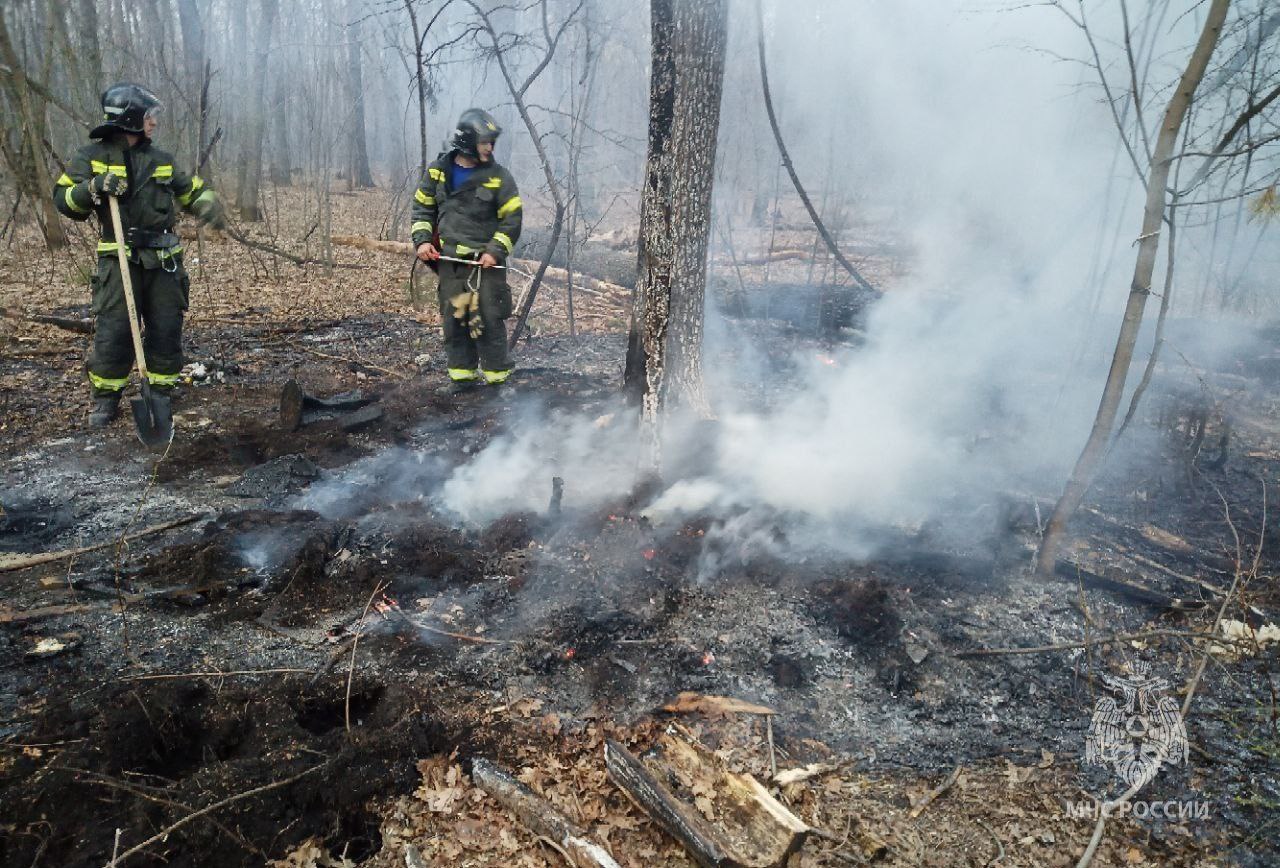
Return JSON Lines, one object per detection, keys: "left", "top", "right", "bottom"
{"left": 125, "top": 227, "right": 180, "bottom": 249}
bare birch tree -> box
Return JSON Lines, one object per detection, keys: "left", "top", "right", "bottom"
{"left": 1035, "top": 0, "right": 1232, "bottom": 577}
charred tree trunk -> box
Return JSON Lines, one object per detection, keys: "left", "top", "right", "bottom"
{"left": 624, "top": 0, "right": 728, "bottom": 440}
{"left": 346, "top": 2, "right": 375, "bottom": 189}
{"left": 235, "top": 0, "right": 278, "bottom": 221}
{"left": 1034, "top": 0, "right": 1231, "bottom": 577}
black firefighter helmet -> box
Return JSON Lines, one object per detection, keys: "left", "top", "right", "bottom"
{"left": 449, "top": 108, "right": 502, "bottom": 158}
{"left": 90, "top": 82, "right": 163, "bottom": 139}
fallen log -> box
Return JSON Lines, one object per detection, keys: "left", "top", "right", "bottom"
{"left": 471, "top": 758, "right": 621, "bottom": 868}
{"left": 1054, "top": 560, "right": 1206, "bottom": 612}
{"left": 30, "top": 314, "right": 93, "bottom": 334}
{"left": 0, "top": 514, "right": 208, "bottom": 573}
{"left": 331, "top": 234, "right": 413, "bottom": 256}
{"left": 0, "top": 603, "right": 98, "bottom": 624}
{"left": 327, "top": 235, "right": 631, "bottom": 303}
{"left": 720, "top": 249, "right": 810, "bottom": 266}
{"left": 605, "top": 733, "right": 809, "bottom": 868}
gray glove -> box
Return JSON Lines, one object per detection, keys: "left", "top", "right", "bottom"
{"left": 89, "top": 172, "right": 127, "bottom": 198}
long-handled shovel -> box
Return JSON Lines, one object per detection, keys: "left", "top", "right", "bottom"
{"left": 106, "top": 195, "right": 174, "bottom": 448}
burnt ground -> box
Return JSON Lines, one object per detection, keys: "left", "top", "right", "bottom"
{"left": 3, "top": 278, "right": 1280, "bottom": 863}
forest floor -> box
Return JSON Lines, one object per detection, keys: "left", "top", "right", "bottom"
{"left": 1, "top": 189, "right": 1278, "bottom": 868}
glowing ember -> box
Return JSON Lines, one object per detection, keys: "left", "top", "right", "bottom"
{"left": 817, "top": 355, "right": 838, "bottom": 367}
{"left": 564, "top": 648, "right": 577, "bottom": 660}
{"left": 701, "top": 650, "right": 716, "bottom": 666}
{"left": 642, "top": 548, "right": 656, "bottom": 560}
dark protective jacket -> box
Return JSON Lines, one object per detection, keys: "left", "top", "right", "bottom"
{"left": 410, "top": 151, "right": 522, "bottom": 263}
{"left": 52, "top": 136, "right": 218, "bottom": 269}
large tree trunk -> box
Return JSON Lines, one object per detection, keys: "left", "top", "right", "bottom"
{"left": 1034, "top": 0, "right": 1231, "bottom": 577}
{"left": 175, "top": 0, "right": 206, "bottom": 167}
{"left": 624, "top": 0, "right": 728, "bottom": 444}
{"left": 346, "top": 1, "right": 375, "bottom": 188}
{"left": 76, "top": 0, "right": 100, "bottom": 88}
{"left": 269, "top": 81, "right": 291, "bottom": 185}
{"left": 0, "top": 11, "right": 65, "bottom": 249}
{"left": 235, "top": 0, "right": 278, "bottom": 221}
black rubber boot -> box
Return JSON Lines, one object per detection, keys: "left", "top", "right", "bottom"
{"left": 88, "top": 394, "right": 121, "bottom": 428}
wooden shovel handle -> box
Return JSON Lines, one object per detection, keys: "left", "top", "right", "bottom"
{"left": 106, "top": 195, "right": 151, "bottom": 380}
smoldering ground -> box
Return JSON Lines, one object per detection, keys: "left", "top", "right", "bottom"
{"left": 284, "top": 1, "right": 1276, "bottom": 591}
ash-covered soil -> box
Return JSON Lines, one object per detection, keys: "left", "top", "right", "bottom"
{"left": 2, "top": 312, "right": 1279, "bottom": 867}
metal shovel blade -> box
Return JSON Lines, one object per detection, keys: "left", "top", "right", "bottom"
{"left": 130, "top": 386, "right": 174, "bottom": 449}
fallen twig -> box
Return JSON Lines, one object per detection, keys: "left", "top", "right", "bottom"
{"left": 107, "top": 761, "right": 328, "bottom": 866}
{"left": 0, "top": 514, "right": 206, "bottom": 573}
{"left": 118, "top": 668, "right": 310, "bottom": 682}
{"left": 908, "top": 765, "right": 962, "bottom": 819}
{"left": 74, "top": 770, "right": 262, "bottom": 858}
{"left": 953, "top": 629, "right": 1253, "bottom": 658}
{"left": 286, "top": 340, "right": 406, "bottom": 380}
{"left": 347, "top": 582, "right": 390, "bottom": 734}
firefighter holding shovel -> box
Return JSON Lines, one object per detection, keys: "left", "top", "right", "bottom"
{"left": 53, "top": 82, "right": 226, "bottom": 441}
{"left": 411, "top": 108, "right": 523, "bottom": 391}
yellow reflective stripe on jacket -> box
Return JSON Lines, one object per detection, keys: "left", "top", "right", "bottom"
{"left": 176, "top": 175, "right": 205, "bottom": 207}
{"left": 455, "top": 243, "right": 477, "bottom": 256}
{"left": 153, "top": 165, "right": 173, "bottom": 179}
{"left": 482, "top": 177, "right": 501, "bottom": 189}
{"left": 428, "top": 168, "right": 446, "bottom": 183}
{"left": 497, "top": 196, "right": 522, "bottom": 219}
{"left": 448, "top": 368, "right": 479, "bottom": 382}
{"left": 90, "top": 160, "right": 126, "bottom": 175}
{"left": 97, "top": 241, "right": 129, "bottom": 256}
{"left": 64, "top": 186, "right": 90, "bottom": 214}
{"left": 415, "top": 189, "right": 434, "bottom": 206}
{"left": 88, "top": 371, "right": 129, "bottom": 391}
{"left": 147, "top": 371, "right": 181, "bottom": 386}
{"left": 56, "top": 173, "right": 75, "bottom": 187}
{"left": 492, "top": 232, "right": 513, "bottom": 254}
{"left": 411, "top": 221, "right": 433, "bottom": 235}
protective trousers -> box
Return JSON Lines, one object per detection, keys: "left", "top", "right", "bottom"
{"left": 436, "top": 259, "right": 513, "bottom": 382}
{"left": 88, "top": 256, "right": 189, "bottom": 396}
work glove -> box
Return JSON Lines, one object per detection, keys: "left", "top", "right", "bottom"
{"left": 191, "top": 192, "right": 228, "bottom": 230}
{"left": 88, "top": 172, "right": 127, "bottom": 202}
{"left": 449, "top": 291, "right": 484, "bottom": 339}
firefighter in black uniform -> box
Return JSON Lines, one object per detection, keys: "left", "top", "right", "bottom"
{"left": 53, "top": 82, "right": 225, "bottom": 427}
{"left": 411, "top": 108, "right": 523, "bottom": 388}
